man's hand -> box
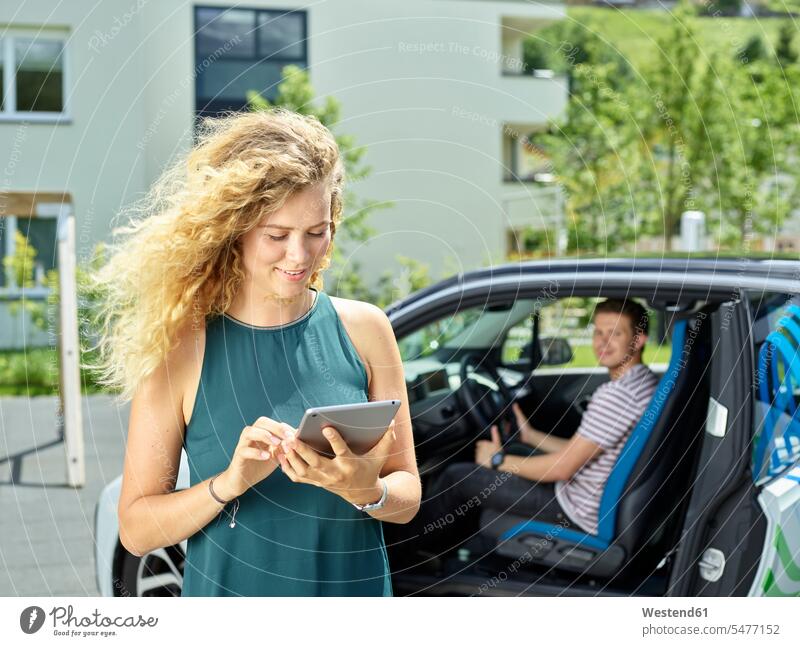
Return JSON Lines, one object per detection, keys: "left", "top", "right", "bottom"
{"left": 475, "top": 425, "right": 502, "bottom": 468}
{"left": 512, "top": 402, "right": 537, "bottom": 446}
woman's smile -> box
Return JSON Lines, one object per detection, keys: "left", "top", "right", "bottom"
{"left": 275, "top": 267, "right": 308, "bottom": 282}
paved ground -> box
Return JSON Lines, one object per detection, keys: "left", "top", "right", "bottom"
{"left": 0, "top": 395, "right": 130, "bottom": 596}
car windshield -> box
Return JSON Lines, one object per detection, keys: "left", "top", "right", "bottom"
{"left": 397, "top": 296, "right": 671, "bottom": 370}
{"left": 397, "top": 299, "right": 535, "bottom": 361}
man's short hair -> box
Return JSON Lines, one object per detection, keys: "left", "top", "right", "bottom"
{"left": 592, "top": 298, "right": 649, "bottom": 337}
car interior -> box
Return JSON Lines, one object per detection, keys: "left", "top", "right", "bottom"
{"left": 388, "top": 292, "right": 722, "bottom": 595}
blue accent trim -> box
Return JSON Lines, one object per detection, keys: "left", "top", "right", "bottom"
{"left": 754, "top": 308, "right": 800, "bottom": 481}
{"left": 595, "top": 319, "right": 689, "bottom": 543}
{"left": 500, "top": 520, "right": 609, "bottom": 551}
{"left": 786, "top": 304, "right": 800, "bottom": 324}
{"left": 766, "top": 331, "right": 800, "bottom": 384}
{"left": 778, "top": 316, "right": 800, "bottom": 348}
{"left": 786, "top": 474, "right": 800, "bottom": 484}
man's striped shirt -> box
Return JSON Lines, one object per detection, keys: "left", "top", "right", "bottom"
{"left": 555, "top": 363, "right": 659, "bottom": 535}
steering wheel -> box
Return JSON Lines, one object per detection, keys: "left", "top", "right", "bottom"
{"left": 458, "top": 351, "right": 519, "bottom": 443}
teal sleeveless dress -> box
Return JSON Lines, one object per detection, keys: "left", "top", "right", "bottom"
{"left": 180, "top": 288, "right": 393, "bottom": 596}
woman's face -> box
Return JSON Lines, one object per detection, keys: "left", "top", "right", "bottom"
{"left": 239, "top": 181, "right": 333, "bottom": 299}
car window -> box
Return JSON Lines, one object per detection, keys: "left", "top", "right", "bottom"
{"left": 397, "top": 302, "right": 531, "bottom": 403}
{"left": 397, "top": 307, "right": 483, "bottom": 361}
{"left": 397, "top": 300, "right": 533, "bottom": 362}
{"left": 501, "top": 297, "right": 670, "bottom": 370}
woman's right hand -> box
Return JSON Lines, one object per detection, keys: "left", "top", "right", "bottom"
{"left": 213, "top": 417, "right": 289, "bottom": 500}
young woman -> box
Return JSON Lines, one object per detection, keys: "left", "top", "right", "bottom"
{"left": 88, "top": 108, "right": 420, "bottom": 596}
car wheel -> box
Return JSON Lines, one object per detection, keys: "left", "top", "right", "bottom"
{"left": 119, "top": 543, "right": 185, "bottom": 596}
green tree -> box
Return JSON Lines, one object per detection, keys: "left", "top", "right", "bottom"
{"left": 3, "top": 229, "right": 37, "bottom": 289}
{"left": 0, "top": 234, "right": 113, "bottom": 394}
{"left": 543, "top": 63, "right": 644, "bottom": 254}
{"left": 737, "top": 35, "right": 766, "bottom": 65}
{"left": 687, "top": 54, "right": 757, "bottom": 247}
{"left": 247, "top": 65, "right": 392, "bottom": 300}
{"left": 698, "top": 0, "right": 742, "bottom": 16}
{"left": 526, "top": 20, "right": 634, "bottom": 93}
{"left": 637, "top": 2, "right": 713, "bottom": 249}
{"left": 775, "top": 22, "right": 798, "bottom": 67}
{"left": 709, "top": 58, "right": 799, "bottom": 245}
{"left": 523, "top": 37, "right": 559, "bottom": 73}
{"left": 535, "top": 2, "right": 799, "bottom": 253}
{"left": 374, "top": 256, "right": 432, "bottom": 309}
{"left": 764, "top": 0, "right": 800, "bottom": 15}
{"left": 1, "top": 229, "right": 58, "bottom": 332}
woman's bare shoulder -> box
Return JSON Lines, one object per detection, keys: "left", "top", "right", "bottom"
{"left": 327, "top": 296, "right": 390, "bottom": 385}
{"left": 327, "top": 295, "right": 385, "bottom": 326}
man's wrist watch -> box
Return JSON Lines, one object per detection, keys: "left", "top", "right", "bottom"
{"left": 490, "top": 450, "right": 505, "bottom": 470}
{"left": 352, "top": 478, "right": 388, "bottom": 512}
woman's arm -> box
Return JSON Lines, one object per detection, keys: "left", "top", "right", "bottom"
{"left": 117, "top": 332, "right": 240, "bottom": 557}
{"left": 117, "top": 325, "right": 277, "bottom": 557}
{"left": 338, "top": 300, "right": 421, "bottom": 524}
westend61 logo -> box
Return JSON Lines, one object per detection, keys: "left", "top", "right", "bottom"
{"left": 19, "top": 605, "right": 158, "bottom": 637}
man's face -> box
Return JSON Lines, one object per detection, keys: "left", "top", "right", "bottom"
{"left": 592, "top": 311, "right": 646, "bottom": 369}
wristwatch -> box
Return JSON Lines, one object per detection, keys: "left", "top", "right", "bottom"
{"left": 490, "top": 450, "right": 505, "bottom": 470}
{"left": 352, "top": 478, "right": 388, "bottom": 512}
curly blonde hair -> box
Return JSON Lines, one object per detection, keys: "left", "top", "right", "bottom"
{"left": 85, "top": 108, "right": 345, "bottom": 403}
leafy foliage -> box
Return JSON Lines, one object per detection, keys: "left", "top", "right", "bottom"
{"left": 530, "top": 3, "right": 800, "bottom": 253}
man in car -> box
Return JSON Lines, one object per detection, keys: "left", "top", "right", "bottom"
{"left": 388, "top": 298, "right": 660, "bottom": 561}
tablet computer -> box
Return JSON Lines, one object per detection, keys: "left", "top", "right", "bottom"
{"left": 296, "top": 399, "right": 401, "bottom": 457}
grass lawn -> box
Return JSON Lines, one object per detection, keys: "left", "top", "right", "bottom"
{"left": 0, "top": 348, "right": 106, "bottom": 396}
{"left": 555, "top": 8, "right": 791, "bottom": 70}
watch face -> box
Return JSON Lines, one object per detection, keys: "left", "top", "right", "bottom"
{"left": 491, "top": 452, "right": 504, "bottom": 468}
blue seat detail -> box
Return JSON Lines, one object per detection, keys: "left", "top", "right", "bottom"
{"left": 500, "top": 520, "right": 609, "bottom": 550}
{"left": 753, "top": 304, "right": 800, "bottom": 481}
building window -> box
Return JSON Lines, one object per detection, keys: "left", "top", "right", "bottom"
{"left": 1, "top": 31, "right": 68, "bottom": 119}
{"left": 502, "top": 126, "right": 553, "bottom": 183}
{"left": 507, "top": 226, "right": 558, "bottom": 259}
{"left": 194, "top": 6, "right": 307, "bottom": 119}
{"left": 1, "top": 216, "right": 58, "bottom": 290}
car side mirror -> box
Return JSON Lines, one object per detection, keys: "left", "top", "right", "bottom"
{"left": 539, "top": 337, "right": 573, "bottom": 366}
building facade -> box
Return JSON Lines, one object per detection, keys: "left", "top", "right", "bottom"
{"left": 0, "top": 0, "right": 567, "bottom": 346}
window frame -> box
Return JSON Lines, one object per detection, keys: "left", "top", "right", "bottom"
{"left": 0, "top": 28, "right": 70, "bottom": 123}
{"left": 193, "top": 4, "right": 308, "bottom": 118}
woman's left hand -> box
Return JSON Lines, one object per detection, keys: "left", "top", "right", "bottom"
{"left": 277, "top": 421, "right": 397, "bottom": 506}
